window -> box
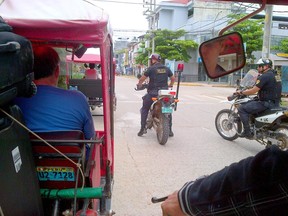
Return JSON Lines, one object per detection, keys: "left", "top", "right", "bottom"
{"left": 279, "top": 23, "right": 288, "bottom": 29}
{"left": 188, "top": 7, "right": 194, "bottom": 18}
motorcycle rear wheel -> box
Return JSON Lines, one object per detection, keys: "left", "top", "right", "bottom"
{"left": 157, "top": 113, "right": 170, "bottom": 145}
{"left": 215, "top": 109, "right": 242, "bottom": 141}
{"left": 273, "top": 124, "right": 288, "bottom": 150}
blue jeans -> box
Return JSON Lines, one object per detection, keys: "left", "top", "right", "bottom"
{"left": 238, "top": 100, "right": 268, "bottom": 130}
{"left": 140, "top": 93, "right": 154, "bottom": 128}
{"left": 140, "top": 93, "right": 172, "bottom": 130}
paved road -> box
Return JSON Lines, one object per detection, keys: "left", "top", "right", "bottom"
{"left": 109, "top": 76, "right": 264, "bottom": 216}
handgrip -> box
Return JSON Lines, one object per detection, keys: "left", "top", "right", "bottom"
{"left": 227, "top": 93, "right": 238, "bottom": 101}
{"left": 151, "top": 196, "right": 168, "bottom": 203}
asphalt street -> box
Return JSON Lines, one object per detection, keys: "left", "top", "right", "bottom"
{"left": 104, "top": 76, "right": 264, "bottom": 216}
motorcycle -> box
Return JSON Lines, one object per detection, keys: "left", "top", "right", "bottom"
{"left": 215, "top": 69, "right": 288, "bottom": 150}
{"left": 135, "top": 83, "right": 178, "bottom": 145}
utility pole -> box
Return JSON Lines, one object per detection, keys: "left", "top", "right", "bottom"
{"left": 143, "top": 0, "right": 156, "bottom": 66}
{"left": 151, "top": 0, "right": 156, "bottom": 54}
{"left": 262, "top": 5, "right": 273, "bottom": 59}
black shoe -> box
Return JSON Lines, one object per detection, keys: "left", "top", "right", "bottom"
{"left": 240, "top": 130, "right": 253, "bottom": 139}
{"left": 137, "top": 128, "right": 147, "bottom": 136}
{"left": 169, "top": 130, "right": 174, "bottom": 137}
{"left": 245, "top": 132, "right": 254, "bottom": 139}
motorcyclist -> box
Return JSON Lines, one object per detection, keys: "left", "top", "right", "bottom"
{"left": 236, "top": 58, "right": 282, "bottom": 138}
{"left": 137, "top": 53, "right": 176, "bottom": 137}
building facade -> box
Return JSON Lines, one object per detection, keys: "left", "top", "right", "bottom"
{"left": 147, "top": 0, "right": 288, "bottom": 83}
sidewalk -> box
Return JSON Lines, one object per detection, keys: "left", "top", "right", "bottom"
{"left": 176, "top": 81, "right": 234, "bottom": 88}
{"left": 122, "top": 75, "right": 234, "bottom": 88}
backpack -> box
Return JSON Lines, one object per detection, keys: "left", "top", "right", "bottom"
{"left": 0, "top": 16, "right": 35, "bottom": 107}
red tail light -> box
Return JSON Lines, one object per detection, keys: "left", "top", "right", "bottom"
{"left": 162, "top": 97, "right": 170, "bottom": 102}
{"left": 169, "top": 91, "right": 176, "bottom": 96}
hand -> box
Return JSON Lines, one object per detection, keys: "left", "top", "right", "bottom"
{"left": 161, "top": 191, "right": 186, "bottom": 216}
{"left": 235, "top": 90, "right": 243, "bottom": 95}
{"left": 136, "top": 83, "right": 142, "bottom": 89}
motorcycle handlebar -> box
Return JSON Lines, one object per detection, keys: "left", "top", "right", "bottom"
{"left": 134, "top": 83, "right": 148, "bottom": 91}
{"left": 227, "top": 93, "right": 238, "bottom": 101}
{"left": 151, "top": 196, "right": 168, "bottom": 203}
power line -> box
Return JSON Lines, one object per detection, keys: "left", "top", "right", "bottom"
{"left": 91, "top": 0, "right": 159, "bottom": 6}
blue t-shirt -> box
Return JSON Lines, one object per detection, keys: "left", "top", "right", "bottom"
{"left": 14, "top": 85, "right": 95, "bottom": 139}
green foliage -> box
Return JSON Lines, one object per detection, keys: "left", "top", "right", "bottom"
{"left": 273, "top": 38, "right": 288, "bottom": 53}
{"left": 58, "top": 75, "right": 67, "bottom": 89}
{"left": 135, "top": 29, "right": 198, "bottom": 65}
{"left": 227, "top": 14, "right": 264, "bottom": 60}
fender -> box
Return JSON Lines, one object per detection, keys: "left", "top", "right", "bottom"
{"left": 255, "top": 111, "right": 288, "bottom": 124}
{"left": 220, "top": 99, "right": 234, "bottom": 105}
{"left": 220, "top": 97, "right": 251, "bottom": 105}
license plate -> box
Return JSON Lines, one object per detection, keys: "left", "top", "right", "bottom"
{"left": 36, "top": 167, "right": 75, "bottom": 181}
{"left": 162, "top": 107, "right": 173, "bottom": 113}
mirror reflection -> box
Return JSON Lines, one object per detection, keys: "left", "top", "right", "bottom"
{"left": 199, "top": 32, "right": 246, "bottom": 79}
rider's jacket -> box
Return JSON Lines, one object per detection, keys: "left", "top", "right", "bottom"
{"left": 178, "top": 145, "right": 288, "bottom": 215}
{"left": 144, "top": 62, "right": 173, "bottom": 95}
{"left": 256, "top": 69, "right": 282, "bottom": 103}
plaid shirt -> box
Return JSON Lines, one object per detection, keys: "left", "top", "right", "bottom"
{"left": 178, "top": 146, "right": 288, "bottom": 215}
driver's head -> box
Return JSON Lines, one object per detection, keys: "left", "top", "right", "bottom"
{"left": 149, "top": 53, "right": 161, "bottom": 66}
{"left": 33, "top": 46, "right": 60, "bottom": 80}
{"left": 256, "top": 58, "right": 273, "bottom": 73}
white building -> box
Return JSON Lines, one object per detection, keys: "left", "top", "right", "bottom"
{"left": 146, "top": 0, "right": 288, "bottom": 83}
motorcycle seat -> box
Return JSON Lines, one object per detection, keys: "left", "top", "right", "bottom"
{"left": 256, "top": 107, "right": 286, "bottom": 117}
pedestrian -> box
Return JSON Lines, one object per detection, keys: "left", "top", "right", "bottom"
{"left": 85, "top": 63, "right": 98, "bottom": 79}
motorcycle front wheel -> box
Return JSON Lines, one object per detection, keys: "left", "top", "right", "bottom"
{"left": 215, "top": 109, "right": 242, "bottom": 141}
{"left": 156, "top": 113, "right": 170, "bottom": 145}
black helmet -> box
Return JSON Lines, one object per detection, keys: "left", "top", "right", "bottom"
{"left": 149, "top": 53, "right": 161, "bottom": 62}
{"left": 256, "top": 58, "right": 273, "bottom": 67}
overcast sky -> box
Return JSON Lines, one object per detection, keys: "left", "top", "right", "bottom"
{"left": 95, "top": 0, "right": 152, "bottom": 31}
{"left": 93, "top": 1, "right": 288, "bottom": 32}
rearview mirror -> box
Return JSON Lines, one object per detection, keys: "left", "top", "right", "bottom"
{"left": 199, "top": 32, "right": 246, "bottom": 79}
{"left": 74, "top": 44, "right": 87, "bottom": 58}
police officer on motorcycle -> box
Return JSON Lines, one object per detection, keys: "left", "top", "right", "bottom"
{"left": 236, "top": 58, "right": 282, "bottom": 138}
{"left": 137, "top": 53, "right": 176, "bottom": 137}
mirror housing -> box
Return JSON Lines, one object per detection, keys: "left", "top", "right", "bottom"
{"left": 74, "top": 44, "right": 87, "bottom": 58}
{"left": 199, "top": 32, "right": 246, "bottom": 79}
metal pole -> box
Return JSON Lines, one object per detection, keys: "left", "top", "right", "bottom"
{"left": 174, "top": 71, "right": 181, "bottom": 111}
{"left": 262, "top": 5, "right": 273, "bottom": 59}
{"left": 152, "top": 0, "right": 156, "bottom": 53}
{"left": 212, "top": 11, "right": 222, "bottom": 37}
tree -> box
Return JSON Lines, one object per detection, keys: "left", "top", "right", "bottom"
{"left": 227, "top": 14, "right": 264, "bottom": 60}
{"left": 135, "top": 29, "right": 198, "bottom": 66}
{"left": 273, "top": 38, "right": 288, "bottom": 53}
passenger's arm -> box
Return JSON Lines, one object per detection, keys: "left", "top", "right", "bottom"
{"left": 161, "top": 191, "right": 186, "bottom": 216}
{"left": 162, "top": 146, "right": 288, "bottom": 215}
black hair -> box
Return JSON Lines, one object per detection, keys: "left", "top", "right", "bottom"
{"left": 33, "top": 46, "right": 60, "bottom": 80}
{"left": 89, "top": 63, "right": 95, "bottom": 69}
